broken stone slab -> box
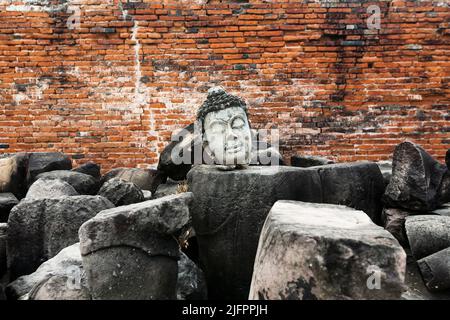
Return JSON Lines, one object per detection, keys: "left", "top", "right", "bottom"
{"left": 291, "top": 154, "right": 334, "bottom": 168}
{"left": 72, "top": 162, "right": 101, "bottom": 180}
{"left": 177, "top": 251, "right": 207, "bottom": 300}
{"left": 383, "top": 141, "right": 448, "bottom": 212}
{"left": 381, "top": 208, "right": 410, "bottom": 247}
{"left": 0, "top": 192, "right": 19, "bottom": 222}
{"left": 35, "top": 171, "right": 99, "bottom": 195}
{"left": 158, "top": 123, "right": 200, "bottom": 181}
{"left": 27, "top": 152, "right": 72, "bottom": 186}
{"left": 187, "top": 163, "right": 384, "bottom": 299}
{"left": 27, "top": 273, "right": 91, "bottom": 300}
{"left": 188, "top": 165, "right": 321, "bottom": 299}
{"left": 401, "top": 250, "right": 450, "bottom": 300}
{"left": 7, "top": 195, "right": 114, "bottom": 280}
{"left": 405, "top": 215, "right": 450, "bottom": 260}
{"left": 7, "top": 240, "right": 200, "bottom": 300}
{"left": 5, "top": 243, "right": 89, "bottom": 300}
{"left": 249, "top": 201, "right": 407, "bottom": 300}
{"left": 101, "top": 168, "right": 166, "bottom": 194}
{"left": 0, "top": 223, "right": 7, "bottom": 277}
{"left": 97, "top": 178, "right": 144, "bottom": 206}
{"left": 432, "top": 203, "right": 450, "bottom": 216}
{"left": 25, "top": 178, "right": 79, "bottom": 200}
{"left": 79, "top": 193, "right": 193, "bottom": 300}
{"left": 314, "top": 162, "right": 385, "bottom": 224}
{"left": 0, "top": 153, "right": 28, "bottom": 199}
{"left": 417, "top": 247, "right": 450, "bottom": 292}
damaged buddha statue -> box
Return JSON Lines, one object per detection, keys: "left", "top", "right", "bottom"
{"left": 157, "top": 86, "right": 283, "bottom": 180}
{"left": 197, "top": 87, "right": 253, "bottom": 170}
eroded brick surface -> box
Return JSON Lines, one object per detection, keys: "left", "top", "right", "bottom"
{"left": 0, "top": 0, "right": 449, "bottom": 171}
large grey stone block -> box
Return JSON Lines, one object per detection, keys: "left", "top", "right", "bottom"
{"left": 405, "top": 215, "right": 450, "bottom": 260}
{"left": 7, "top": 195, "right": 114, "bottom": 279}
{"left": 27, "top": 152, "right": 72, "bottom": 185}
{"left": 0, "top": 192, "right": 18, "bottom": 222}
{"left": 79, "top": 193, "right": 193, "bottom": 300}
{"left": 6, "top": 243, "right": 89, "bottom": 300}
{"left": 383, "top": 142, "right": 448, "bottom": 212}
{"left": 249, "top": 201, "right": 406, "bottom": 300}
{"left": 25, "top": 178, "right": 79, "bottom": 200}
{"left": 35, "top": 170, "right": 99, "bottom": 195}
{"left": 187, "top": 163, "right": 385, "bottom": 299}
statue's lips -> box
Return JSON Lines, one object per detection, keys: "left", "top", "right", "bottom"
{"left": 225, "top": 143, "right": 243, "bottom": 153}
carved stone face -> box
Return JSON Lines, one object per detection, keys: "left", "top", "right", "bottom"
{"left": 203, "top": 106, "right": 252, "bottom": 166}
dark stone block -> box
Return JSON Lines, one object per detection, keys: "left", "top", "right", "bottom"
{"left": 72, "top": 162, "right": 101, "bottom": 180}
{"left": 417, "top": 247, "right": 450, "bottom": 292}
{"left": 0, "top": 193, "right": 19, "bottom": 222}
{"left": 383, "top": 142, "right": 448, "bottom": 212}
{"left": 101, "top": 168, "right": 166, "bottom": 194}
{"left": 8, "top": 196, "right": 114, "bottom": 280}
{"left": 27, "top": 152, "right": 72, "bottom": 186}
{"left": 405, "top": 215, "right": 450, "bottom": 260}
{"left": 188, "top": 162, "right": 385, "bottom": 299}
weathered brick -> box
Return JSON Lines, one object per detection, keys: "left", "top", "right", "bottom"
{"left": 0, "top": 0, "right": 448, "bottom": 172}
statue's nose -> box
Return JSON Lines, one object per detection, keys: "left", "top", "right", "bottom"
{"left": 225, "top": 125, "right": 238, "bottom": 140}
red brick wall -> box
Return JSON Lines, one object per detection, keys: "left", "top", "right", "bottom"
{"left": 0, "top": 0, "right": 449, "bottom": 172}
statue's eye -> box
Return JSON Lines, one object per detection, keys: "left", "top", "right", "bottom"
{"left": 210, "top": 122, "right": 226, "bottom": 134}
{"left": 232, "top": 118, "right": 245, "bottom": 129}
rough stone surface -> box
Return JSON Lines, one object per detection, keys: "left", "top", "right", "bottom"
{"left": 101, "top": 168, "right": 166, "bottom": 194}
{"left": 405, "top": 215, "right": 450, "bottom": 260}
{"left": 25, "top": 178, "right": 79, "bottom": 200}
{"left": 177, "top": 251, "right": 207, "bottom": 300}
{"left": 417, "top": 247, "right": 450, "bottom": 292}
{"left": 28, "top": 273, "right": 91, "bottom": 300}
{"left": 35, "top": 171, "right": 99, "bottom": 195}
{"left": 6, "top": 243, "right": 89, "bottom": 300}
{"left": 97, "top": 178, "right": 144, "bottom": 206}
{"left": 381, "top": 208, "right": 410, "bottom": 247}
{"left": 27, "top": 152, "right": 72, "bottom": 185}
{"left": 402, "top": 251, "right": 450, "bottom": 300}
{"left": 158, "top": 123, "right": 199, "bottom": 181}
{"left": 0, "top": 223, "right": 7, "bottom": 277}
{"left": 383, "top": 142, "right": 448, "bottom": 212}
{"left": 7, "top": 196, "right": 114, "bottom": 279}
{"left": 314, "top": 162, "right": 385, "bottom": 224}
{"left": 0, "top": 192, "right": 19, "bottom": 222}
{"left": 377, "top": 161, "right": 393, "bottom": 186}
{"left": 187, "top": 163, "right": 384, "bottom": 299}
{"left": 249, "top": 201, "right": 406, "bottom": 300}
{"left": 79, "top": 193, "right": 193, "bottom": 300}
{"left": 291, "top": 154, "right": 334, "bottom": 167}
{"left": 153, "top": 179, "right": 180, "bottom": 199}
{"left": 0, "top": 153, "right": 28, "bottom": 199}
{"left": 72, "top": 162, "right": 101, "bottom": 180}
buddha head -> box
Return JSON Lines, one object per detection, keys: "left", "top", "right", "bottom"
{"left": 197, "top": 87, "right": 252, "bottom": 166}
